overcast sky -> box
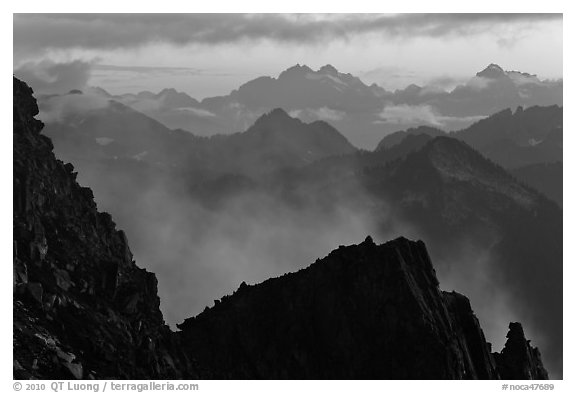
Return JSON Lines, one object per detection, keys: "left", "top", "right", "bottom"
{"left": 13, "top": 13, "right": 563, "bottom": 98}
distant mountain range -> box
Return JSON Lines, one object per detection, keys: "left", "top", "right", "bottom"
{"left": 43, "top": 63, "right": 561, "bottom": 149}
{"left": 41, "top": 86, "right": 562, "bottom": 206}
{"left": 42, "top": 99, "right": 356, "bottom": 178}
{"left": 377, "top": 105, "right": 562, "bottom": 205}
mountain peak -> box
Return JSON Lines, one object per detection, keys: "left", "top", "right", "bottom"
{"left": 419, "top": 136, "right": 504, "bottom": 180}
{"left": 405, "top": 84, "right": 423, "bottom": 93}
{"left": 267, "top": 107, "right": 292, "bottom": 119}
{"left": 176, "top": 236, "right": 547, "bottom": 379}
{"left": 278, "top": 64, "right": 314, "bottom": 79}
{"left": 319, "top": 64, "right": 338, "bottom": 75}
{"left": 155, "top": 88, "right": 198, "bottom": 107}
{"left": 417, "top": 136, "right": 539, "bottom": 209}
{"left": 158, "top": 88, "right": 181, "bottom": 96}
{"left": 476, "top": 63, "right": 507, "bottom": 79}
{"left": 252, "top": 108, "right": 296, "bottom": 127}
{"left": 87, "top": 86, "right": 112, "bottom": 97}
{"left": 495, "top": 322, "right": 549, "bottom": 379}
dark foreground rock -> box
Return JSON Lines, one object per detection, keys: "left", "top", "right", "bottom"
{"left": 177, "top": 236, "right": 547, "bottom": 379}
{"left": 494, "top": 323, "right": 549, "bottom": 379}
{"left": 13, "top": 77, "right": 547, "bottom": 379}
{"left": 13, "top": 77, "right": 200, "bottom": 379}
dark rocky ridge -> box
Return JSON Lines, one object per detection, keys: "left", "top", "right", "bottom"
{"left": 13, "top": 77, "right": 547, "bottom": 379}
{"left": 494, "top": 323, "right": 549, "bottom": 379}
{"left": 13, "top": 77, "right": 200, "bottom": 379}
{"left": 176, "top": 236, "right": 547, "bottom": 379}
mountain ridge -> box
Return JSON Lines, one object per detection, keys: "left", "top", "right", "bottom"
{"left": 43, "top": 102, "right": 357, "bottom": 178}
{"left": 176, "top": 236, "right": 548, "bottom": 379}
{"left": 38, "top": 62, "right": 559, "bottom": 148}
{"left": 376, "top": 105, "right": 562, "bottom": 167}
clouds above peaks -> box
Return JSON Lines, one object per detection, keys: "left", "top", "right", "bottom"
{"left": 37, "top": 92, "right": 110, "bottom": 124}
{"left": 14, "top": 59, "right": 95, "bottom": 95}
{"left": 308, "top": 107, "right": 346, "bottom": 122}
{"left": 174, "top": 107, "right": 216, "bottom": 118}
{"left": 14, "top": 13, "right": 561, "bottom": 55}
{"left": 287, "top": 107, "right": 346, "bottom": 123}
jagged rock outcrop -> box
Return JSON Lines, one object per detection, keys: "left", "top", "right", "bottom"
{"left": 13, "top": 77, "right": 548, "bottom": 380}
{"left": 494, "top": 323, "right": 549, "bottom": 379}
{"left": 177, "top": 236, "right": 547, "bottom": 379}
{"left": 13, "top": 77, "right": 199, "bottom": 379}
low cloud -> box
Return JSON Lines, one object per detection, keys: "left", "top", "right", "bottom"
{"left": 308, "top": 107, "right": 346, "bottom": 122}
{"left": 14, "top": 59, "right": 94, "bottom": 95}
{"left": 507, "top": 72, "right": 543, "bottom": 86}
{"left": 174, "top": 107, "right": 216, "bottom": 118}
{"left": 377, "top": 104, "right": 445, "bottom": 127}
{"left": 72, "top": 166, "right": 378, "bottom": 326}
{"left": 376, "top": 104, "right": 487, "bottom": 128}
{"left": 465, "top": 76, "right": 495, "bottom": 91}
{"left": 119, "top": 96, "right": 166, "bottom": 113}
{"left": 288, "top": 109, "right": 303, "bottom": 118}
{"left": 37, "top": 92, "right": 110, "bottom": 124}
{"left": 425, "top": 76, "right": 468, "bottom": 91}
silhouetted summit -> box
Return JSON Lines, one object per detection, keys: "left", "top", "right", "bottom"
{"left": 205, "top": 108, "right": 357, "bottom": 174}
{"left": 376, "top": 125, "right": 445, "bottom": 151}
{"left": 278, "top": 64, "right": 314, "bottom": 79}
{"left": 253, "top": 107, "right": 295, "bottom": 125}
{"left": 177, "top": 236, "right": 547, "bottom": 379}
{"left": 319, "top": 64, "right": 338, "bottom": 75}
{"left": 494, "top": 323, "right": 549, "bottom": 379}
{"left": 476, "top": 63, "right": 507, "bottom": 79}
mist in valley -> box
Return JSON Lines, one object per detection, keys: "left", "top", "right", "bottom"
{"left": 66, "top": 136, "right": 521, "bottom": 359}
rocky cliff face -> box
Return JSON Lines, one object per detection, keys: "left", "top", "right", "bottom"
{"left": 13, "top": 77, "right": 199, "bottom": 379}
{"left": 13, "top": 77, "right": 548, "bottom": 380}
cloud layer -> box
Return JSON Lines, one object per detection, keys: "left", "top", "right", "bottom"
{"left": 14, "top": 13, "right": 561, "bottom": 54}
{"left": 377, "top": 104, "right": 488, "bottom": 128}
{"left": 14, "top": 59, "right": 94, "bottom": 94}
